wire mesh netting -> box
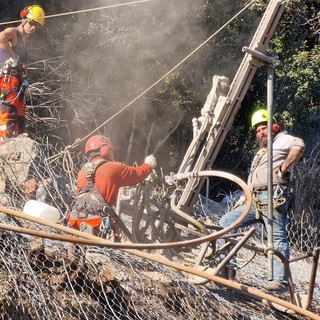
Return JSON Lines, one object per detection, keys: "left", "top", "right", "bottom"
{"left": 0, "top": 135, "right": 319, "bottom": 319}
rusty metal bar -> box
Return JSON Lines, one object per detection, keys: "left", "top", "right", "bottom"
{"left": 305, "top": 247, "right": 320, "bottom": 309}
{"left": 212, "top": 228, "right": 256, "bottom": 276}
{"left": 0, "top": 217, "right": 319, "bottom": 319}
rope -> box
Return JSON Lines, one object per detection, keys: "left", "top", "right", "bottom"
{"left": 0, "top": 0, "right": 154, "bottom": 26}
{"left": 48, "top": 0, "right": 254, "bottom": 165}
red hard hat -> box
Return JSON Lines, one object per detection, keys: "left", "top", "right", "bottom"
{"left": 85, "top": 135, "right": 113, "bottom": 155}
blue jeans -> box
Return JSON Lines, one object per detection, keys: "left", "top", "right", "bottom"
{"left": 219, "top": 190, "right": 290, "bottom": 283}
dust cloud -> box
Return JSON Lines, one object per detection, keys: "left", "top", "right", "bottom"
{"left": 43, "top": 0, "right": 259, "bottom": 168}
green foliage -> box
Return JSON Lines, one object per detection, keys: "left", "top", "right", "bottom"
{"left": 268, "top": 0, "right": 320, "bottom": 152}
{"left": 2, "top": 0, "right": 319, "bottom": 169}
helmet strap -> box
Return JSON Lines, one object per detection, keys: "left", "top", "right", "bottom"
{"left": 88, "top": 151, "right": 100, "bottom": 161}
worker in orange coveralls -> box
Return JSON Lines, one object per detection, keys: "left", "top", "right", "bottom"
{"left": 0, "top": 5, "right": 45, "bottom": 140}
{"left": 67, "top": 135, "right": 157, "bottom": 242}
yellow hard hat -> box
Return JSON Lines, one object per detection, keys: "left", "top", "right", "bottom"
{"left": 251, "top": 109, "right": 269, "bottom": 128}
{"left": 20, "top": 5, "right": 45, "bottom": 27}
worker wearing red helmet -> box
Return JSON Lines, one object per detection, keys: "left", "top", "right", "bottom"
{"left": 67, "top": 134, "right": 156, "bottom": 240}
{"left": 79, "top": 135, "right": 155, "bottom": 206}
{"left": 0, "top": 5, "right": 45, "bottom": 140}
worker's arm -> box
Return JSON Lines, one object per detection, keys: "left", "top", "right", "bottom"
{"left": 279, "top": 149, "right": 303, "bottom": 176}
{"left": 0, "top": 27, "right": 18, "bottom": 58}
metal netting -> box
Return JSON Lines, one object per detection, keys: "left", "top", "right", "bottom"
{"left": 0, "top": 135, "right": 82, "bottom": 217}
{"left": 0, "top": 213, "right": 316, "bottom": 320}
{"left": 0, "top": 136, "right": 319, "bottom": 319}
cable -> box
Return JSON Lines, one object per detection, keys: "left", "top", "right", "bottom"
{"left": 0, "top": 0, "right": 154, "bottom": 26}
{"left": 80, "top": 1, "right": 255, "bottom": 142}
{"left": 48, "top": 1, "right": 254, "bottom": 164}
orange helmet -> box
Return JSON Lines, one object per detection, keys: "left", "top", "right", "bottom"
{"left": 85, "top": 135, "right": 114, "bottom": 159}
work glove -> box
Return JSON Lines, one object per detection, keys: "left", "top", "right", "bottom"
{"left": 165, "top": 175, "right": 175, "bottom": 186}
{"left": 233, "top": 195, "right": 246, "bottom": 209}
{"left": 144, "top": 155, "right": 157, "bottom": 168}
{"left": 5, "top": 56, "right": 19, "bottom": 68}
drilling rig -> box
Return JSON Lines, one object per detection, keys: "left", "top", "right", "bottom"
{"left": 113, "top": 2, "right": 320, "bottom": 312}
{"left": 117, "top": 0, "right": 284, "bottom": 245}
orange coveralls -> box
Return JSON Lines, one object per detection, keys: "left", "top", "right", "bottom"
{"left": 0, "top": 74, "right": 24, "bottom": 139}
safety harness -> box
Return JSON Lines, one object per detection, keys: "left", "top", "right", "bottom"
{"left": 250, "top": 148, "right": 290, "bottom": 219}
{"left": 69, "top": 160, "right": 133, "bottom": 241}
{"left": 72, "top": 159, "right": 109, "bottom": 217}
{"left": 252, "top": 186, "right": 287, "bottom": 219}
{"left": 0, "top": 62, "right": 27, "bottom": 139}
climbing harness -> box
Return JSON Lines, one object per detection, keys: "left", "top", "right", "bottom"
{"left": 0, "top": 61, "right": 28, "bottom": 140}
{"left": 98, "top": 216, "right": 114, "bottom": 240}
{"left": 67, "top": 160, "right": 111, "bottom": 233}
{"left": 273, "top": 184, "right": 286, "bottom": 209}
{"left": 70, "top": 160, "right": 109, "bottom": 214}
{"left": 252, "top": 184, "right": 287, "bottom": 219}
{"left": 252, "top": 192, "right": 264, "bottom": 219}
{"left": 67, "top": 160, "right": 133, "bottom": 241}
{"left": 248, "top": 148, "right": 267, "bottom": 180}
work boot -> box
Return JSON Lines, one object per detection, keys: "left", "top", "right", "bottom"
{"left": 265, "top": 280, "right": 288, "bottom": 292}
